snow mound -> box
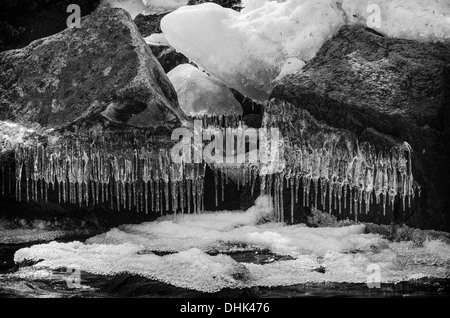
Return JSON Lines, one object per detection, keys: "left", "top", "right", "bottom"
{"left": 168, "top": 64, "right": 243, "bottom": 117}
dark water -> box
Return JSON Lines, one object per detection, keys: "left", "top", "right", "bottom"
{"left": 1, "top": 241, "right": 449, "bottom": 298}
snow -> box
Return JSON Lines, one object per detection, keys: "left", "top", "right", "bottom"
{"left": 342, "top": 0, "right": 450, "bottom": 41}
{"left": 161, "top": 0, "right": 450, "bottom": 101}
{"left": 13, "top": 196, "right": 450, "bottom": 292}
{"left": 167, "top": 64, "right": 243, "bottom": 117}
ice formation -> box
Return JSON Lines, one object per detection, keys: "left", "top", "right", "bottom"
{"left": 13, "top": 200, "right": 450, "bottom": 292}
{"left": 261, "top": 100, "right": 418, "bottom": 223}
{"left": 144, "top": 33, "right": 169, "bottom": 46}
{"left": 99, "top": 0, "right": 147, "bottom": 19}
{"left": 142, "top": 0, "right": 189, "bottom": 15}
{"left": 161, "top": 1, "right": 346, "bottom": 101}
{"left": 342, "top": 0, "right": 450, "bottom": 41}
{"left": 0, "top": 105, "right": 417, "bottom": 220}
{"left": 1, "top": 131, "right": 207, "bottom": 215}
{"left": 161, "top": 0, "right": 450, "bottom": 101}
{"left": 168, "top": 64, "right": 243, "bottom": 117}
{"left": 99, "top": 0, "right": 189, "bottom": 17}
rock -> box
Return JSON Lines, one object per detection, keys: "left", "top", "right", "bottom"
{"left": 270, "top": 25, "right": 450, "bottom": 231}
{"left": 0, "top": 0, "right": 101, "bottom": 53}
{"left": 145, "top": 34, "right": 190, "bottom": 73}
{"left": 99, "top": 0, "right": 147, "bottom": 19}
{"left": 168, "top": 64, "right": 242, "bottom": 117}
{"left": 0, "top": 8, "right": 189, "bottom": 131}
{"left": 135, "top": 13, "right": 166, "bottom": 36}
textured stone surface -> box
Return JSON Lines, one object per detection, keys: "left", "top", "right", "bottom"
{"left": 0, "top": 8, "right": 189, "bottom": 131}
{"left": 271, "top": 25, "right": 450, "bottom": 231}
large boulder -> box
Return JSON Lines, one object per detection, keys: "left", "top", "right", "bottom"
{"left": 0, "top": 7, "right": 189, "bottom": 132}
{"left": 270, "top": 25, "right": 450, "bottom": 231}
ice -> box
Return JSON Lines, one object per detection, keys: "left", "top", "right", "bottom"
{"left": 142, "top": 0, "right": 189, "bottom": 15}
{"left": 13, "top": 197, "right": 450, "bottom": 292}
{"left": 161, "top": 1, "right": 346, "bottom": 101}
{"left": 168, "top": 64, "right": 243, "bottom": 117}
{"left": 99, "top": 0, "right": 147, "bottom": 19}
{"left": 342, "top": 0, "right": 450, "bottom": 41}
{"left": 161, "top": 0, "right": 450, "bottom": 102}
{"left": 144, "top": 33, "right": 169, "bottom": 46}
{"left": 99, "top": 0, "right": 189, "bottom": 18}
{"left": 0, "top": 219, "right": 95, "bottom": 244}
{"left": 14, "top": 244, "right": 249, "bottom": 292}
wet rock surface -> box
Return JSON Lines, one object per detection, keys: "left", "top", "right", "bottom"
{"left": 271, "top": 25, "right": 450, "bottom": 231}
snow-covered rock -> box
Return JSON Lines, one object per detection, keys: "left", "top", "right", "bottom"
{"left": 168, "top": 64, "right": 243, "bottom": 117}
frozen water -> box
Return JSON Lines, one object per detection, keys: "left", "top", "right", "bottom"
{"left": 161, "top": 1, "right": 346, "bottom": 101}
{"left": 99, "top": 0, "right": 189, "bottom": 18}
{"left": 142, "top": 0, "right": 189, "bottom": 15}
{"left": 342, "top": 0, "right": 450, "bottom": 41}
{"left": 161, "top": 0, "right": 450, "bottom": 101}
{"left": 99, "top": 0, "right": 147, "bottom": 19}
{"left": 144, "top": 33, "right": 169, "bottom": 46}
{"left": 168, "top": 64, "right": 243, "bottom": 117}
{"left": 14, "top": 196, "right": 450, "bottom": 292}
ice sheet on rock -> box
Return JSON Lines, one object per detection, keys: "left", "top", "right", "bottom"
{"left": 14, "top": 245, "right": 250, "bottom": 293}
{"left": 168, "top": 64, "right": 243, "bottom": 117}
{"left": 342, "top": 0, "right": 450, "bottom": 41}
{"left": 13, "top": 197, "right": 450, "bottom": 291}
{"left": 83, "top": 196, "right": 386, "bottom": 258}
{"left": 99, "top": 0, "right": 147, "bottom": 19}
{"left": 161, "top": 1, "right": 346, "bottom": 101}
{"left": 144, "top": 33, "right": 169, "bottom": 46}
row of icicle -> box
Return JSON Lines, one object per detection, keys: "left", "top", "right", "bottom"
{"left": 261, "top": 99, "right": 419, "bottom": 222}
{"left": 5, "top": 141, "right": 206, "bottom": 214}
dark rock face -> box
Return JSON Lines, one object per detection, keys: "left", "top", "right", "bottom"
{"left": 0, "top": 0, "right": 101, "bottom": 53}
{"left": 0, "top": 8, "right": 189, "bottom": 131}
{"left": 149, "top": 44, "right": 190, "bottom": 73}
{"left": 134, "top": 13, "right": 166, "bottom": 37}
{"left": 271, "top": 25, "right": 450, "bottom": 231}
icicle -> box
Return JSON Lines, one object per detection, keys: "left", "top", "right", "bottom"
{"left": 214, "top": 168, "right": 218, "bottom": 207}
